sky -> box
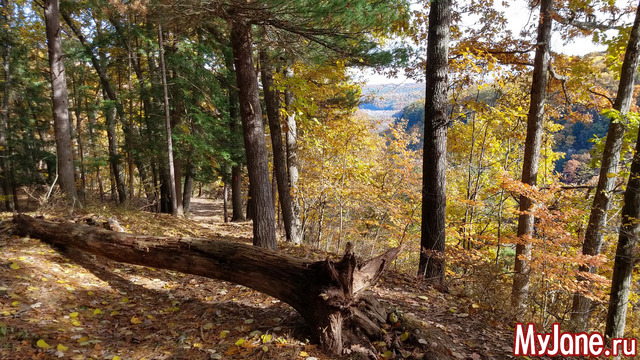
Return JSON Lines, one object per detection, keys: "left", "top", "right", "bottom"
{"left": 354, "top": 1, "right": 619, "bottom": 86}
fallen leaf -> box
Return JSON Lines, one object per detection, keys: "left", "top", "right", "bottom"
{"left": 10, "top": 263, "right": 19, "bottom": 270}
{"left": 130, "top": 316, "right": 142, "bottom": 324}
{"left": 56, "top": 344, "right": 68, "bottom": 351}
{"left": 400, "top": 332, "right": 409, "bottom": 341}
{"left": 37, "top": 339, "right": 52, "bottom": 349}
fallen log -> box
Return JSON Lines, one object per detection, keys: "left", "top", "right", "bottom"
{"left": 12, "top": 214, "right": 401, "bottom": 355}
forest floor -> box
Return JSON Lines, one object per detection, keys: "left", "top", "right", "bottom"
{"left": 0, "top": 197, "right": 593, "bottom": 360}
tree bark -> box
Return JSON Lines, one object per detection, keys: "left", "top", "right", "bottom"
{"left": 231, "top": 165, "right": 245, "bottom": 221}
{"left": 260, "top": 47, "right": 301, "bottom": 244}
{"left": 158, "top": 24, "right": 179, "bottom": 217}
{"left": 182, "top": 161, "right": 194, "bottom": 215}
{"left": 102, "top": 89, "right": 127, "bottom": 204}
{"left": 605, "top": 124, "right": 640, "bottom": 341}
{"left": 13, "top": 214, "right": 401, "bottom": 355}
{"left": 223, "top": 182, "right": 229, "bottom": 223}
{"left": 419, "top": 0, "right": 451, "bottom": 285}
{"left": 230, "top": 19, "right": 277, "bottom": 250}
{"left": 511, "top": 0, "right": 552, "bottom": 315}
{"left": 0, "top": 0, "right": 14, "bottom": 212}
{"left": 284, "top": 70, "right": 304, "bottom": 244}
{"left": 44, "top": 0, "right": 80, "bottom": 208}
{"left": 71, "top": 73, "right": 86, "bottom": 200}
{"left": 572, "top": 0, "right": 640, "bottom": 330}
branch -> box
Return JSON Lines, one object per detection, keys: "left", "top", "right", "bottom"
{"left": 548, "top": 64, "right": 571, "bottom": 107}
{"left": 588, "top": 87, "right": 615, "bottom": 107}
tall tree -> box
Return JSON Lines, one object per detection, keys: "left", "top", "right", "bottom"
{"left": 605, "top": 107, "right": 640, "bottom": 342}
{"left": 44, "top": 0, "right": 80, "bottom": 207}
{"left": 61, "top": 10, "right": 129, "bottom": 204}
{"left": 231, "top": 19, "right": 277, "bottom": 250}
{"left": 260, "top": 46, "right": 302, "bottom": 244}
{"left": 0, "top": 0, "right": 14, "bottom": 211}
{"left": 512, "top": 0, "right": 553, "bottom": 314}
{"left": 158, "top": 24, "right": 179, "bottom": 217}
{"left": 418, "top": 0, "right": 451, "bottom": 284}
{"left": 603, "top": 2, "right": 640, "bottom": 341}
{"left": 284, "top": 68, "right": 303, "bottom": 245}
{"left": 572, "top": 0, "right": 640, "bottom": 330}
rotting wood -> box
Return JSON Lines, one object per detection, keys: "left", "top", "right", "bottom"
{"left": 13, "top": 214, "right": 402, "bottom": 355}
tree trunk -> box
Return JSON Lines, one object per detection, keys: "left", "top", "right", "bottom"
{"left": 223, "top": 182, "right": 229, "bottom": 223}
{"left": 0, "top": 16, "right": 15, "bottom": 212}
{"left": 572, "top": 0, "right": 640, "bottom": 330}
{"left": 159, "top": 164, "right": 172, "bottom": 214}
{"left": 182, "top": 161, "right": 194, "bottom": 215}
{"left": 246, "top": 181, "right": 255, "bottom": 221}
{"left": 511, "top": 0, "right": 552, "bottom": 315}
{"left": 174, "top": 158, "right": 184, "bottom": 216}
{"left": 44, "top": 0, "right": 80, "bottom": 208}
{"left": 418, "top": 0, "right": 451, "bottom": 285}
{"left": 86, "top": 94, "right": 104, "bottom": 201}
{"left": 158, "top": 24, "right": 179, "bottom": 217}
{"left": 604, "top": 125, "right": 640, "bottom": 341}
{"left": 62, "top": 11, "right": 130, "bottom": 203}
{"left": 231, "top": 165, "right": 245, "bottom": 221}
{"left": 284, "top": 69, "right": 304, "bottom": 245}
{"left": 71, "top": 75, "right": 86, "bottom": 200}
{"left": 103, "top": 89, "right": 127, "bottom": 204}
{"left": 230, "top": 19, "right": 277, "bottom": 250}
{"left": 1, "top": 0, "right": 14, "bottom": 212}
{"left": 260, "top": 47, "right": 301, "bottom": 244}
{"left": 13, "top": 214, "right": 402, "bottom": 355}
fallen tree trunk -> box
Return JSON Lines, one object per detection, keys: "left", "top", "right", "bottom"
{"left": 12, "top": 214, "right": 401, "bottom": 355}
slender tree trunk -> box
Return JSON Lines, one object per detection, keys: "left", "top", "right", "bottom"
{"left": 284, "top": 69, "right": 303, "bottom": 244}
{"left": 158, "top": 24, "right": 178, "bottom": 217}
{"left": 605, "top": 122, "right": 640, "bottom": 341}
{"left": 572, "top": 1, "right": 640, "bottom": 330}
{"left": 182, "top": 161, "right": 194, "bottom": 215}
{"left": 174, "top": 158, "right": 184, "bottom": 216}
{"left": 0, "top": 0, "right": 14, "bottom": 212}
{"left": 71, "top": 76, "right": 86, "bottom": 200}
{"left": 223, "top": 182, "right": 229, "bottom": 223}
{"left": 512, "top": 0, "right": 552, "bottom": 315}
{"left": 231, "top": 165, "right": 245, "bottom": 221}
{"left": 230, "top": 19, "right": 277, "bottom": 250}
{"left": 102, "top": 90, "right": 127, "bottom": 204}
{"left": 44, "top": 0, "right": 80, "bottom": 208}
{"left": 418, "top": 0, "right": 451, "bottom": 285}
{"left": 260, "top": 48, "right": 301, "bottom": 244}
{"left": 159, "top": 164, "right": 172, "bottom": 213}
{"left": 62, "top": 11, "right": 129, "bottom": 203}
{"left": 86, "top": 94, "right": 104, "bottom": 201}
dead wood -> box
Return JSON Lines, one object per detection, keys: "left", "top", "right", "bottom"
{"left": 12, "top": 214, "right": 402, "bottom": 355}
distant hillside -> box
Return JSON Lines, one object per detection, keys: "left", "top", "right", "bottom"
{"left": 392, "top": 98, "right": 611, "bottom": 174}
{"left": 360, "top": 83, "right": 425, "bottom": 112}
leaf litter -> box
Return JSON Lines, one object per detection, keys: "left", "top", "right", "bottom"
{"left": 0, "top": 198, "right": 585, "bottom": 359}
